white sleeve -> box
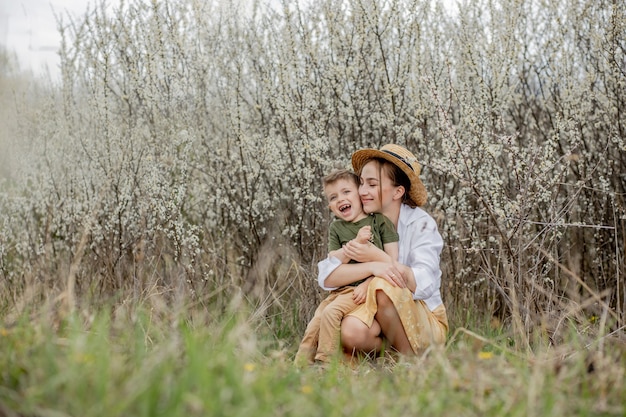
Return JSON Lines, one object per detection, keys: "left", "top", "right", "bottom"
{"left": 317, "top": 256, "right": 341, "bottom": 291}
{"left": 402, "top": 216, "right": 443, "bottom": 303}
{"left": 410, "top": 226, "right": 443, "bottom": 300}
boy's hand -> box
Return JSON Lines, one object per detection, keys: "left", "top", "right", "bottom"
{"left": 355, "top": 225, "right": 372, "bottom": 245}
{"left": 352, "top": 280, "right": 369, "bottom": 304}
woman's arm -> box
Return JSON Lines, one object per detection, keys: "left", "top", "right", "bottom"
{"left": 318, "top": 237, "right": 405, "bottom": 291}
{"left": 318, "top": 255, "right": 405, "bottom": 290}
{"left": 322, "top": 262, "right": 376, "bottom": 288}
{"left": 318, "top": 240, "right": 386, "bottom": 289}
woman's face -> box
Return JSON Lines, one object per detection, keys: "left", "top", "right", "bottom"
{"left": 359, "top": 160, "right": 400, "bottom": 215}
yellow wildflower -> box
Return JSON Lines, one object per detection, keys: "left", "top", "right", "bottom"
{"left": 478, "top": 351, "right": 494, "bottom": 360}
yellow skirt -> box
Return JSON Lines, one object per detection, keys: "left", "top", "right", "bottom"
{"left": 347, "top": 277, "right": 449, "bottom": 354}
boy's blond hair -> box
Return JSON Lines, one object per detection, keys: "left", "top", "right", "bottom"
{"left": 322, "top": 168, "right": 359, "bottom": 189}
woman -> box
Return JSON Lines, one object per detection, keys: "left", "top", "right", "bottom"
{"left": 317, "top": 144, "right": 448, "bottom": 357}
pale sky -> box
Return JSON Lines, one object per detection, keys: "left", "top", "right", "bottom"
{"left": 0, "top": 0, "right": 93, "bottom": 80}
{"left": 0, "top": 0, "right": 270, "bottom": 80}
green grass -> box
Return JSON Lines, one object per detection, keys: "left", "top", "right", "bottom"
{"left": 0, "top": 304, "right": 624, "bottom": 417}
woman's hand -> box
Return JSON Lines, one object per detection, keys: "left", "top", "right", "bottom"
{"left": 369, "top": 262, "right": 405, "bottom": 288}
{"left": 343, "top": 239, "right": 389, "bottom": 263}
{"left": 394, "top": 262, "right": 416, "bottom": 293}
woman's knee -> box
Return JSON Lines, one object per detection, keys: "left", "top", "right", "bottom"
{"left": 341, "top": 317, "right": 381, "bottom": 351}
{"left": 340, "top": 317, "right": 367, "bottom": 348}
{"left": 376, "top": 291, "right": 396, "bottom": 318}
{"left": 375, "top": 290, "right": 392, "bottom": 307}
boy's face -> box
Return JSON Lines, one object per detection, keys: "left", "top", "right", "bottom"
{"left": 324, "top": 178, "right": 364, "bottom": 222}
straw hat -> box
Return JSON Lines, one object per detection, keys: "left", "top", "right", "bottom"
{"left": 351, "top": 144, "right": 427, "bottom": 207}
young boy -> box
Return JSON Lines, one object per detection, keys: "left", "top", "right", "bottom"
{"left": 295, "top": 169, "right": 399, "bottom": 366}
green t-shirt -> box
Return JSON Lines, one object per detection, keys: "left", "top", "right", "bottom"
{"left": 328, "top": 212, "right": 399, "bottom": 260}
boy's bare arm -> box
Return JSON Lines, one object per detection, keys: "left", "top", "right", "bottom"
{"left": 382, "top": 241, "right": 399, "bottom": 263}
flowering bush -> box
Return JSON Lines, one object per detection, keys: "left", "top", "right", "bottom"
{"left": 0, "top": 0, "right": 623, "bottom": 336}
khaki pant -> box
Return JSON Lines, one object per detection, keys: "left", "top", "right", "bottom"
{"left": 294, "top": 287, "right": 358, "bottom": 365}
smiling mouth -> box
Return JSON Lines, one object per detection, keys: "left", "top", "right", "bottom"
{"left": 339, "top": 203, "right": 351, "bottom": 213}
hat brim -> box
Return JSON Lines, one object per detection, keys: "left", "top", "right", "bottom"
{"left": 351, "top": 148, "right": 427, "bottom": 207}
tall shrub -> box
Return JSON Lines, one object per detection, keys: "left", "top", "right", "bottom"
{"left": 0, "top": 0, "right": 623, "bottom": 338}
